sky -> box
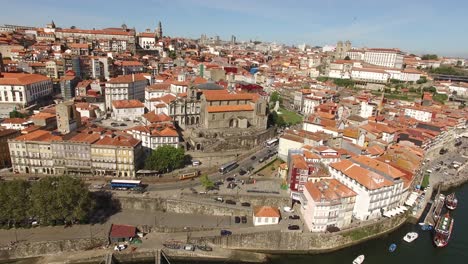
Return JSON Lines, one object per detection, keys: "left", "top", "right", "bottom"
{"left": 1, "top": 0, "right": 467, "bottom": 57}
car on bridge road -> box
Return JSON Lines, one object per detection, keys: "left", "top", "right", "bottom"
{"left": 289, "top": 215, "right": 300, "bottom": 220}
{"left": 220, "top": 230, "right": 232, "bottom": 236}
{"left": 225, "top": 200, "right": 236, "bottom": 205}
{"left": 241, "top": 202, "right": 251, "bottom": 207}
{"left": 234, "top": 216, "right": 241, "bottom": 223}
{"left": 288, "top": 225, "right": 300, "bottom": 230}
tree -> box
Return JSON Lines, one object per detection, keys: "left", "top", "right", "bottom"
{"left": 421, "top": 54, "right": 438, "bottom": 60}
{"left": 70, "top": 26, "right": 76, "bottom": 29}
{"left": 144, "top": 145, "right": 186, "bottom": 172}
{"left": 416, "top": 76, "right": 427, "bottom": 84}
{"left": 200, "top": 175, "right": 215, "bottom": 190}
{"left": 0, "top": 180, "right": 30, "bottom": 227}
{"left": 168, "top": 50, "right": 177, "bottom": 60}
{"left": 268, "top": 111, "right": 286, "bottom": 127}
{"left": 29, "top": 176, "right": 93, "bottom": 225}
{"left": 344, "top": 55, "right": 351, "bottom": 60}
{"left": 270, "top": 91, "right": 282, "bottom": 104}
{"left": 9, "top": 109, "right": 27, "bottom": 118}
{"left": 423, "top": 86, "right": 436, "bottom": 93}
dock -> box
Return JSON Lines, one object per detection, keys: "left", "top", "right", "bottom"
{"left": 424, "top": 185, "right": 444, "bottom": 226}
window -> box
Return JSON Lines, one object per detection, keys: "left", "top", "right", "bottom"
{"left": 212, "top": 114, "right": 215, "bottom": 120}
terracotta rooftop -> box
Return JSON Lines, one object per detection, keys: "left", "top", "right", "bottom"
{"left": 330, "top": 159, "right": 393, "bottom": 190}
{"left": 1, "top": 118, "right": 28, "bottom": 124}
{"left": 207, "top": 104, "right": 253, "bottom": 113}
{"left": 107, "top": 74, "right": 147, "bottom": 84}
{"left": 304, "top": 179, "right": 357, "bottom": 202}
{"left": 351, "top": 155, "right": 405, "bottom": 180}
{"left": 291, "top": 154, "right": 308, "bottom": 170}
{"left": 109, "top": 224, "right": 136, "bottom": 238}
{"left": 204, "top": 91, "right": 256, "bottom": 102}
{"left": 0, "top": 73, "right": 51, "bottom": 85}
{"left": 253, "top": 206, "right": 280, "bottom": 218}
{"left": 13, "top": 129, "right": 62, "bottom": 142}
{"left": 146, "top": 83, "right": 171, "bottom": 91}
{"left": 0, "top": 128, "right": 18, "bottom": 137}
{"left": 93, "top": 135, "right": 140, "bottom": 147}
{"left": 112, "top": 100, "right": 144, "bottom": 109}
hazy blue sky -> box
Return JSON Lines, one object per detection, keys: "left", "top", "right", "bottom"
{"left": 1, "top": 0, "right": 467, "bottom": 57}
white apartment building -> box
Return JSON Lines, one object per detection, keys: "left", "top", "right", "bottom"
{"left": 301, "top": 179, "right": 356, "bottom": 232}
{"left": 329, "top": 159, "right": 403, "bottom": 220}
{"left": 346, "top": 48, "right": 404, "bottom": 69}
{"left": 105, "top": 74, "right": 148, "bottom": 111}
{"left": 404, "top": 107, "right": 433, "bottom": 122}
{"left": 303, "top": 96, "right": 322, "bottom": 115}
{"left": 253, "top": 206, "right": 280, "bottom": 226}
{"left": 351, "top": 68, "right": 390, "bottom": 83}
{"left": 145, "top": 83, "right": 171, "bottom": 101}
{"left": 0, "top": 73, "right": 53, "bottom": 116}
{"left": 126, "top": 124, "right": 179, "bottom": 155}
{"left": 359, "top": 101, "right": 376, "bottom": 118}
{"left": 111, "top": 100, "right": 145, "bottom": 121}
{"left": 138, "top": 32, "right": 157, "bottom": 50}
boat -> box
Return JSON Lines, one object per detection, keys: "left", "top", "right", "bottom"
{"left": 433, "top": 212, "right": 454, "bottom": 247}
{"left": 445, "top": 193, "right": 458, "bottom": 210}
{"left": 403, "top": 232, "right": 419, "bottom": 243}
{"left": 388, "top": 243, "right": 397, "bottom": 252}
{"left": 352, "top": 254, "right": 365, "bottom": 264}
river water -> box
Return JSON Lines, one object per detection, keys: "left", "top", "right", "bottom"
{"left": 171, "top": 183, "right": 468, "bottom": 264}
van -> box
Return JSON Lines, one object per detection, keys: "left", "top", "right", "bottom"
{"left": 192, "top": 160, "right": 201, "bottom": 166}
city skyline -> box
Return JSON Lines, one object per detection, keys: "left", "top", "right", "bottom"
{"left": 1, "top": 0, "right": 467, "bottom": 57}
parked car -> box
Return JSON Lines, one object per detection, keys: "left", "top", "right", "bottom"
{"left": 220, "top": 230, "right": 232, "bottom": 236}
{"left": 250, "top": 156, "right": 257, "bottom": 160}
{"left": 259, "top": 157, "right": 266, "bottom": 162}
{"left": 227, "top": 182, "right": 237, "bottom": 189}
{"left": 241, "top": 216, "right": 247, "bottom": 224}
{"left": 289, "top": 215, "right": 300, "bottom": 220}
{"left": 120, "top": 123, "right": 127, "bottom": 126}
{"left": 283, "top": 206, "right": 294, "bottom": 213}
{"left": 226, "top": 177, "right": 235, "bottom": 182}
{"left": 215, "top": 197, "right": 224, "bottom": 202}
{"left": 239, "top": 169, "right": 247, "bottom": 176}
{"left": 214, "top": 180, "right": 224, "bottom": 186}
{"left": 197, "top": 245, "right": 213, "bottom": 251}
{"left": 288, "top": 225, "right": 300, "bottom": 230}
{"left": 183, "top": 244, "right": 195, "bottom": 251}
{"left": 225, "top": 200, "right": 236, "bottom": 205}
{"left": 234, "top": 216, "right": 241, "bottom": 223}
{"left": 114, "top": 244, "right": 127, "bottom": 251}
{"left": 241, "top": 202, "right": 251, "bottom": 207}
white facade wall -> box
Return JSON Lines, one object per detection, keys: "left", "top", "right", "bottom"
{"left": 352, "top": 69, "right": 389, "bottom": 83}
{"left": 303, "top": 97, "right": 320, "bottom": 115}
{"left": 278, "top": 137, "right": 303, "bottom": 160}
{"left": 0, "top": 80, "right": 53, "bottom": 106}
{"left": 359, "top": 102, "right": 375, "bottom": 118}
{"left": 129, "top": 131, "right": 179, "bottom": 151}
{"left": 253, "top": 216, "right": 279, "bottom": 226}
{"left": 404, "top": 108, "right": 432, "bottom": 122}
{"left": 112, "top": 106, "right": 145, "bottom": 121}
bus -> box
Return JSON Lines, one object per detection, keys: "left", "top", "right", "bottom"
{"left": 179, "top": 170, "right": 201, "bottom": 180}
{"left": 110, "top": 180, "right": 142, "bottom": 190}
{"left": 219, "top": 161, "right": 238, "bottom": 174}
{"left": 266, "top": 138, "right": 279, "bottom": 147}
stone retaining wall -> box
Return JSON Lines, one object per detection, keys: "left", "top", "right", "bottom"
{"left": 0, "top": 238, "right": 106, "bottom": 259}
{"left": 189, "top": 214, "right": 407, "bottom": 253}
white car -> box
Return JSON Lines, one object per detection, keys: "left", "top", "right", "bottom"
{"left": 114, "top": 244, "right": 127, "bottom": 251}
{"left": 283, "top": 206, "right": 294, "bottom": 213}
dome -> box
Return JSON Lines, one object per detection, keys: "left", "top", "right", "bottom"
{"left": 196, "top": 82, "right": 224, "bottom": 90}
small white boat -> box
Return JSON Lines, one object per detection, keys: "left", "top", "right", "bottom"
{"left": 403, "top": 232, "right": 419, "bottom": 243}
{"left": 352, "top": 254, "right": 365, "bottom": 264}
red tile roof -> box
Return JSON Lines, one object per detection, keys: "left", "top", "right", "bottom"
{"left": 207, "top": 104, "right": 253, "bottom": 113}
{"left": 253, "top": 206, "right": 280, "bottom": 218}
{"left": 107, "top": 74, "right": 147, "bottom": 84}
{"left": 112, "top": 100, "right": 144, "bottom": 109}
{"left": 304, "top": 179, "right": 357, "bottom": 202}
{"left": 109, "top": 224, "right": 136, "bottom": 238}
{"left": 204, "top": 91, "right": 257, "bottom": 101}
{"left": 0, "top": 73, "right": 51, "bottom": 85}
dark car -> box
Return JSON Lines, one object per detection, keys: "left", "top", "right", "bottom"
{"left": 241, "top": 202, "right": 251, "bottom": 207}
{"left": 226, "top": 177, "right": 235, "bottom": 182}
{"left": 241, "top": 216, "right": 247, "bottom": 224}
{"left": 220, "top": 230, "right": 232, "bottom": 236}
{"left": 250, "top": 156, "right": 256, "bottom": 160}
{"left": 110, "top": 122, "right": 118, "bottom": 127}
{"left": 227, "top": 182, "right": 237, "bottom": 189}
{"left": 234, "top": 216, "right": 241, "bottom": 223}
{"left": 120, "top": 123, "right": 127, "bottom": 126}
{"left": 259, "top": 157, "right": 266, "bottom": 162}
{"left": 288, "top": 225, "right": 300, "bottom": 230}
{"left": 289, "top": 215, "right": 300, "bottom": 220}
{"left": 239, "top": 169, "right": 247, "bottom": 176}
{"left": 225, "top": 200, "right": 236, "bottom": 205}
{"left": 214, "top": 180, "right": 223, "bottom": 186}
{"left": 247, "top": 166, "right": 254, "bottom": 172}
